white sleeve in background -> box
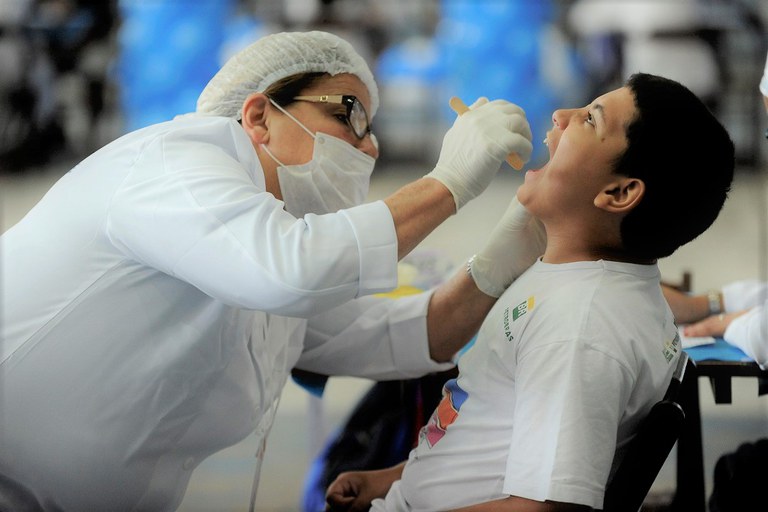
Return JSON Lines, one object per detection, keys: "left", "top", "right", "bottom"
{"left": 297, "top": 291, "right": 455, "bottom": 380}
{"left": 723, "top": 304, "right": 768, "bottom": 369}
{"left": 760, "top": 51, "right": 768, "bottom": 97}
{"left": 722, "top": 280, "right": 768, "bottom": 312}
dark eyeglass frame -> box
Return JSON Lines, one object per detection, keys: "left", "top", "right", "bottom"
{"left": 293, "top": 95, "right": 371, "bottom": 140}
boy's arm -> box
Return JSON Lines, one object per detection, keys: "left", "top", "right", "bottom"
{"left": 325, "top": 462, "right": 405, "bottom": 511}
{"left": 449, "top": 496, "right": 591, "bottom": 511}
{"left": 325, "top": 469, "right": 591, "bottom": 512}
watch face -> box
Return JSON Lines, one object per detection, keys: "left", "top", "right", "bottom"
{"left": 707, "top": 290, "right": 722, "bottom": 315}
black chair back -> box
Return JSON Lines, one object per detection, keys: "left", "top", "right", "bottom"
{"left": 602, "top": 352, "right": 692, "bottom": 512}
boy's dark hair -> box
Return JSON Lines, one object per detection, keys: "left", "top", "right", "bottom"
{"left": 613, "top": 73, "right": 735, "bottom": 260}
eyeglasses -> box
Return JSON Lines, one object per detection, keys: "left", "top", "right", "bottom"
{"left": 293, "top": 95, "right": 371, "bottom": 140}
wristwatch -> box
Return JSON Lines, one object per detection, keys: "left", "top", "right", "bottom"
{"left": 707, "top": 289, "right": 722, "bottom": 315}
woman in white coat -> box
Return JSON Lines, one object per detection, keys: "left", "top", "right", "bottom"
{"left": 0, "top": 31, "right": 540, "bottom": 511}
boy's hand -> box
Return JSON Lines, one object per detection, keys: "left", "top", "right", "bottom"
{"left": 325, "top": 465, "right": 403, "bottom": 511}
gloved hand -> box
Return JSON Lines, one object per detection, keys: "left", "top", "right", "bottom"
{"left": 468, "top": 195, "right": 546, "bottom": 298}
{"left": 426, "top": 98, "right": 533, "bottom": 211}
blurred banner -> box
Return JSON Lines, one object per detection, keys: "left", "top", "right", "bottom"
{"left": 437, "top": 0, "right": 560, "bottom": 164}
{"left": 118, "top": 0, "right": 235, "bottom": 131}
{"left": 374, "top": 0, "right": 583, "bottom": 165}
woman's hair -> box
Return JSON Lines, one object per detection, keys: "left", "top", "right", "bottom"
{"left": 263, "top": 72, "right": 328, "bottom": 107}
{"left": 613, "top": 73, "right": 735, "bottom": 260}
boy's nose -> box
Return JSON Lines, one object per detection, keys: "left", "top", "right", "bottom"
{"left": 552, "top": 109, "right": 567, "bottom": 129}
{"left": 552, "top": 108, "right": 578, "bottom": 130}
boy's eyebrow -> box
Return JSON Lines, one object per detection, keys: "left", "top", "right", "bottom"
{"left": 592, "top": 103, "right": 606, "bottom": 126}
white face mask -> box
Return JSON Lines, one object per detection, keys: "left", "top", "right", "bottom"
{"left": 261, "top": 99, "right": 375, "bottom": 217}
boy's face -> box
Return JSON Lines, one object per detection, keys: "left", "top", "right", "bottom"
{"left": 517, "top": 86, "right": 637, "bottom": 223}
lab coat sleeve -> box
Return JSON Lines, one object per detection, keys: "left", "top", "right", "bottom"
{"left": 296, "top": 292, "right": 455, "bottom": 380}
{"left": 722, "top": 280, "right": 768, "bottom": 312}
{"left": 105, "top": 123, "right": 398, "bottom": 317}
{"left": 723, "top": 304, "right": 768, "bottom": 369}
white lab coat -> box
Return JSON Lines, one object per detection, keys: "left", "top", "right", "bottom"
{"left": 0, "top": 116, "right": 452, "bottom": 511}
{"left": 722, "top": 280, "right": 768, "bottom": 369}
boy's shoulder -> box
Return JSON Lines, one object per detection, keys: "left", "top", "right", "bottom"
{"left": 492, "top": 259, "right": 667, "bottom": 347}
{"left": 509, "top": 259, "right": 660, "bottom": 303}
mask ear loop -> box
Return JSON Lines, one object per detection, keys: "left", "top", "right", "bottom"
{"left": 260, "top": 98, "right": 318, "bottom": 168}
{"left": 269, "top": 98, "right": 316, "bottom": 139}
{"left": 260, "top": 144, "right": 286, "bottom": 168}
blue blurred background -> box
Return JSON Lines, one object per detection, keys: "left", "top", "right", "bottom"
{"left": 116, "top": 0, "right": 571, "bottom": 166}
{"left": 1, "top": 0, "right": 766, "bottom": 172}
{"left": 1, "top": 2, "right": 768, "bottom": 511}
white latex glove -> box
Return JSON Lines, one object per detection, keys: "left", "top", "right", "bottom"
{"left": 426, "top": 98, "right": 533, "bottom": 211}
{"left": 469, "top": 196, "right": 546, "bottom": 298}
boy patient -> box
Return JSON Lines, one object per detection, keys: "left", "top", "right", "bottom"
{"left": 325, "top": 73, "right": 735, "bottom": 512}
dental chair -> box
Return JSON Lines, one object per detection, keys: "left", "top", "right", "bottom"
{"left": 602, "top": 351, "right": 692, "bottom": 512}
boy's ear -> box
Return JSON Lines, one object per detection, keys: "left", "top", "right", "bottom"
{"left": 240, "top": 93, "right": 270, "bottom": 144}
{"left": 594, "top": 177, "right": 645, "bottom": 214}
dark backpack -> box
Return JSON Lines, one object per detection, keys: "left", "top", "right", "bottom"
{"left": 709, "top": 438, "right": 768, "bottom": 512}
{"left": 300, "top": 370, "right": 456, "bottom": 512}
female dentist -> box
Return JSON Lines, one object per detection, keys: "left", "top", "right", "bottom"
{"left": 0, "top": 31, "right": 539, "bottom": 511}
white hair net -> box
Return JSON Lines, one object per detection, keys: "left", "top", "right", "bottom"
{"left": 196, "top": 30, "right": 379, "bottom": 119}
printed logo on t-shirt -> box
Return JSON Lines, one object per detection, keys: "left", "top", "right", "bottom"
{"left": 503, "top": 307, "right": 514, "bottom": 342}
{"left": 512, "top": 296, "right": 535, "bottom": 321}
{"left": 662, "top": 332, "right": 681, "bottom": 362}
{"left": 502, "top": 297, "right": 535, "bottom": 342}
{"left": 420, "top": 378, "right": 468, "bottom": 448}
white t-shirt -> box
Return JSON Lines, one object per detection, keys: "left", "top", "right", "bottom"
{"left": 373, "top": 259, "right": 680, "bottom": 511}
{"left": 0, "top": 116, "right": 450, "bottom": 511}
